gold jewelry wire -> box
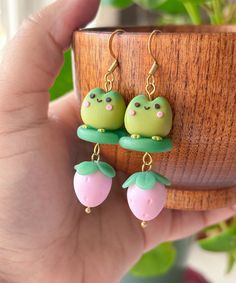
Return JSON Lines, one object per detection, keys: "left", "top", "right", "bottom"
{"left": 104, "top": 29, "right": 125, "bottom": 92}
{"left": 142, "top": 152, "right": 153, "bottom": 172}
{"left": 145, "top": 30, "right": 162, "bottom": 101}
{"left": 141, "top": 152, "right": 153, "bottom": 228}
{"left": 91, "top": 143, "right": 100, "bottom": 162}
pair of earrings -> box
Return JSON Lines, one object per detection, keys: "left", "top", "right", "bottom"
{"left": 73, "top": 30, "right": 173, "bottom": 228}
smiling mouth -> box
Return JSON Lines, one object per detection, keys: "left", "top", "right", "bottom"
{"left": 97, "top": 98, "right": 102, "bottom": 103}
{"left": 144, "top": 106, "right": 150, "bottom": 110}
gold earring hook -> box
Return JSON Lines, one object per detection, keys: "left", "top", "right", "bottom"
{"left": 104, "top": 29, "right": 125, "bottom": 92}
{"left": 147, "top": 30, "right": 161, "bottom": 66}
{"left": 108, "top": 29, "right": 125, "bottom": 60}
{"left": 145, "top": 30, "right": 162, "bottom": 100}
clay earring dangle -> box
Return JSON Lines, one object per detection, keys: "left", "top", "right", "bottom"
{"left": 73, "top": 29, "right": 126, "bottom": 214}
{"left": 119, "top": 30, "right": 173, "bottom": 228}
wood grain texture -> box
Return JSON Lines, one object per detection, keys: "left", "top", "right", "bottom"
{"left": 73, "top": 25, "right": 236, "bottom": 211}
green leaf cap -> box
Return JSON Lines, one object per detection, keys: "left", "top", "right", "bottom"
{"left": 74, "top": 161, "right": 116, "bottom": 178}
{"left": 122, "top": 171, "right": 171, "bottom": 190}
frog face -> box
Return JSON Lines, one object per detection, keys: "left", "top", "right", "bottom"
{"left": 124, "top": 95, "right": 173, "bottom": 137}
{"left": 81, "top": 88, "right": 126, "bottom": 130}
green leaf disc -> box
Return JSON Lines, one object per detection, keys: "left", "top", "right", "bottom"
{"left": 119, "top": 136, "right": 173, "bottom": 153}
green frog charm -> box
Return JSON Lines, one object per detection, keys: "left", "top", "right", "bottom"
{"left": 124, "top": 94, "right": 172, "bottom": 139}
{"left": 81, "top": 88, "right": 126, "bottom": 131}
{"left": 120, "top": 94, "right": 173, "bottom": 153}
{"left": 78, "top": 88, "right": 126, "bottom": 144}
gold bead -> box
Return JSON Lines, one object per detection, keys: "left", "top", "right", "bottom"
{"left": 141, "top": 221, "right": 148, "bottom": 228}
{"left": 85, "top": 207, "right": 91, "bottom": 214}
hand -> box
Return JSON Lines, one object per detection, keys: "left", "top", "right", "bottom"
{"left": 0, "top": 1, "right": 235, "bottom": 282}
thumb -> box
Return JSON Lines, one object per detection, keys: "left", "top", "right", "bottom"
{"left": 0, "top": 0, "right": 99, "bottom": 128}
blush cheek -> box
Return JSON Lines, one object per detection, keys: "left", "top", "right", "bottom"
{"left": 157, "top": 111, "right": 164, "bottom": 118}
{"left": 106, "top": 104, "right": 113, "bottom": 111}
{"left": 83, "top": 101, "right": 90, "bottom": 108}
{"left": 129, "top": 109, "right": 136, "bottom": 116}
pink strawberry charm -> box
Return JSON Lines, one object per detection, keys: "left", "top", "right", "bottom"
{"left": 122, "top": 171, "right": 171, "bottom": 227}
{"left": 74, "top": 161, "right": 116, "bottom": 213}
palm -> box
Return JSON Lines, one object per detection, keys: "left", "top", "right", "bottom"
{"left": 3, "top": 96, "right": 232, "bottom": 282}
{"left": 4, "top": 108, "right": 143, "bottom": 281}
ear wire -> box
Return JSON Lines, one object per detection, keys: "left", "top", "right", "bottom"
{"left": 145, "top": 30, "right": 162, "bottom": 100}
{"left": 104, "top": 29, "right": 125, "bottom": 92}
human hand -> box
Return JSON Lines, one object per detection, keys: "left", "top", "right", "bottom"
{"left": 0, "top": 1, "right": 235, "bottom": 282}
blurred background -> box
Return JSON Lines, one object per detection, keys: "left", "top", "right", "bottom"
{"left": 0, "top": 1, "right": 236, "bottom": 283}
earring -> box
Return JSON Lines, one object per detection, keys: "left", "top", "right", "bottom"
{"left": 119, "top": 30, "right": 173, "bottom": 228}
{"left": 74, "top": 29, "right": 126, "bottom": 214}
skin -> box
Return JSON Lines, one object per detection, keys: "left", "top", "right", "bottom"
{"left": 0, "top": 1, "right": 235, "bottom": 282}
{"left": 81, "top": 88, "right": 126, "bottom": 130}
{"left": 125, "top": 95, "right": 172, "bottom": 138}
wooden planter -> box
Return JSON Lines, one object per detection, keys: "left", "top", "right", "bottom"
{"left": 73, "top": 26, "right": 236, "bottom": 211}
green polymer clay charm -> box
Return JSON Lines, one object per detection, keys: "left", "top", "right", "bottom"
{"left": 78, "top": 88, "right": 126, "bottom": 144}
{"left": 119, "top": 94, "right": 173, "bottom": 152}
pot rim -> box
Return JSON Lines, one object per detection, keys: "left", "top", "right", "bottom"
{"left": 76, "top": 25, "right": 236, "bottom": 36}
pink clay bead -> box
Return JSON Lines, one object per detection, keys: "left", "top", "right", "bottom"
{"left": 74, "top": 171, "right": 112, "bottom": 208}
{"left": 127, "top": 183, "right": 167, "bottom": 221}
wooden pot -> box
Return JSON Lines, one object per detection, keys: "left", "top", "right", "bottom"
{"left": 73, "top": 25, "right": 236, "bottom": 211}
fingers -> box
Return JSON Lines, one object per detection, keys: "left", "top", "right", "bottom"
{"left": 0, "top": 0, "right": 100, "bottom": 128}
{"left": 142, "top": 206, "right": 236, "bottom": 252}
{"left": 49, "top": 91, "right": 81, "bottom": 131}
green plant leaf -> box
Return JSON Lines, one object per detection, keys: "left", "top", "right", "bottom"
{"left": 180, "top": 0, "right": 202, "bottom": 24}
{"left": 131, "top": 242, "right": 176, "bottom": 277}
{"left": 97, "top": 162, "right": 116, "bottom": 178}
{"left": 136, "top": 171, "right": 157, "bottom": 190}
{"left": 122, "top": 172, "right": 140, "bottom": 188}
{"left": 101, "top": 0, "right": 133, "bottom": 8}
{"left": 50, "top": 50, "right": 73, "bottom": 101}
{"left": 226, "top": 251, "right": 236, "bottom": 274}
{"left": 179, "top": 0, "right": 207, "bottom": 3}
{"left": 152, "top": 171, "right": 171, "bottom": 186}
{"left": 133, "top": 0, "right": 166, "bottom": 11}
{"left": 159, "top": 0, "right": 186, "bottom": 14}
{"left": 74, "top": 161, "right": 98, "bottom": 175}
{"left": 198, "top": 224, "right": 236, "bottom": 252}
